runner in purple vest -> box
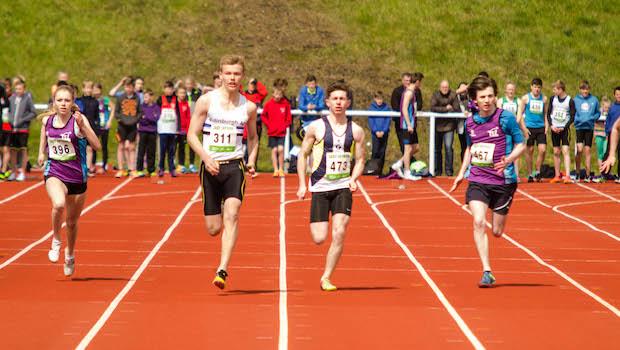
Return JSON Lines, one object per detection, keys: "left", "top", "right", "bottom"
{"left": 450, "top": 76, "right": 526, "bottom": 288}
{"left": 37, "top": 85, "right": 101, "bottom": 277}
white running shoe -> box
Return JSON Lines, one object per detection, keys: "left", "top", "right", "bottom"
{"left": 391, "top": 159, "right": 403, "bottom": 172}
{"left": 7, "top": 172, "right": 16, "bottom": 181}
{"left": 64, "top": 251, "right": 75, "bottom": 277}
{"left": 48, "top": 238, "right": 61, "bottom": 263}
{"left": 404, "top": 173, "right": 422, "bottom": 181}
{"left": 16, "top": 171, "right": 25, "bottom": 182}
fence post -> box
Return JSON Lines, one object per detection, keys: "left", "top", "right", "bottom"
{"left": 429, "top": 115, "right": 436, "bottom": 176}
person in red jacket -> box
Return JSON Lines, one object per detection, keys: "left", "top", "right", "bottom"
{"left": 241, "top": 79, "right": 268, "bottom": 173}
{"left": 175, "top": 86, "right": 192, "bottom": 173}
{"left": 262, "top": 81, "right": 292, "bottom": 177}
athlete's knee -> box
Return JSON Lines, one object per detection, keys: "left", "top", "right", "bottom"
{"left": 51, "top": 198, "right": 66, "bottom": 211}
{"left": 65, "top": 219, "right": 78, "bottom": 232}
{"left": 553, "top": 148, "right": 561, "bottom": 156}
{"left": 473, "top": 217, "right": 486, "bottom": 233}
{"left": 492, "top": 225, "right": 503, "bottom": 237}
{"left": 206, "top": 222, "right": 222, "bottom": 236}
{"left": 310, "top": 226, "right": 328, "bottom": 244}
{"left": 331, "top": 227, "right": 346, "bottom": 245}
{"left": 223, "top": 210, "right": 239, "bottom": 224}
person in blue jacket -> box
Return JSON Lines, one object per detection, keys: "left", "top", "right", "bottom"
{"left": 573, "top": 80, "right": 600, "bottom": 182}
{"left": 368, "top": 91, "right": 391, "bottom": 174}
{"left": 298, "top": 74, "right": 325, "bottom": 126}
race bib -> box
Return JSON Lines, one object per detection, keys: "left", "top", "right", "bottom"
{"left": 160, "top": 108, "right": 176, "bottom": 123}
{"left": 551, "top": 110, "right": 569, "bottom": 125}
{"left": 471, "top": 142, "right": 495, "bottom": 168}
{"left": 48, "top": 137, "right": 76, "bottom": 161}
{"left": 326, "top": 152, "right": 351, "bottom": 180}
{"left": 504, "top": 102, "right": 518, "bottom": 114}
{"left": 1, "top": 107, "right": 8, "bottom": 123}
{"left": 530, "top": 100, "right": 543, "bottom": 114}
{"left": 208, "top": 124, "right": 237, "bottom": 152}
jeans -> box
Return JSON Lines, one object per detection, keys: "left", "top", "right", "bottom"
{"left": 371, "top": 133, "right": 389, "bottom": 174}
{"left": 137, "top": 132, "right": 157, "bottom": 173}
{"left": 434, "top": 130, "right": 454, "bottom": 176}
{"left": 159, "top": 134, "right": 176, "bottom": 172}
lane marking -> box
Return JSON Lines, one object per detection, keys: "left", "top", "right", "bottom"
{"left": 0, "top": 178, "right": 133, "bottom": 270}
{"left": 358, "top": 180, "right": 485, "bottom": 350}
{"left": 429, "top": 180, "right": 620, "bottom": 318}
{"left": 278, "top": 176, "right": 288, "bottom": 350}
{"left": 576, "top": 183, "right": 620, "bottom": 204}
{"left": 518, "top": 189, "right": 620, "bottom": 242}
{"left": 0, "top": 181, "right": 44, "bottom": 205}
{"left": 76, "top": 187, "right": 200, "bottom": 349}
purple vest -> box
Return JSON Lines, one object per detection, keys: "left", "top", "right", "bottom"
{"left": 466, "top": 108, "right": 507, "bottom": 185}
{"left": 44, "top": 114, "right": 87, "bottom": 184}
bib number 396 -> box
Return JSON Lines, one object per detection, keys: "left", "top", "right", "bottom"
{"left": 48, "top": 137, "right": 76, "bottom": 161}
{"left": 326, "top": 152, "right": 351, "bottom": 180}
{"left": 470, "top": 143, "right": 495, "bottom": 168}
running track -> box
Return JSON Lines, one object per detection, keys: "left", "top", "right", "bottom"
{"left": 0, "top": 174, "right": 618, "bottom": 349}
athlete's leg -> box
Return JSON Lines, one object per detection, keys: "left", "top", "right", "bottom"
{"left": 584, "top": 146, "right": 591, "bottom": 176}
{"left": 19, "top": 148, "right": 28, "bottom": 174}
{"left": 320, "top": 213, "right": 350, "bottom": 281}
{"left": 402, "top": 144, "right": 412, "bottom": 172}
{"left": 45, "top": 178, "right": 68, "bottom": 242}
{"left": 277, "top": 145, "right": 284, "bottom": 172}
{"left": 117, "top": 140, "right": 125, "bottom": 171}
{"left": 535, "top": 144, "right": 546, "bottom": 174}
{"left": 271, "top": 147, "right": 278, "bottom": 172}
{"left": 217, "top": 197, "right": 242, "bottom": 272}
{"left": 561, "top": 145, "right": 571, "bottom": 178}
{"left": 126, "top": 140, "right": 136, "bottom": 171}
{"left": 469, "top": 200, "right": 491, "bottom": 271}
{"left": 10, "top": 148, "right": 17, "bottom": 173}
{"left": 1, "top": 146, "right": 9, "bottom": 172}
{"left": 491, "top": 211, "right": 509, "bottom": 238}
{"left": 575, "top": 142, "right": 584, "bottom": 175}
{"left": 65, "top": 192, "right": 86, "bottom": 257}
{"left": 310, "top": 222, "right": 330, "bottom": 244}
{"left": 204, "top": 214, "right": 223, "bottom": 236}
{"left": 553, "top": 146, "right": 561, "bottom": 178}
{"left": 525, "top": 145, "right": 534, "bottom": 175}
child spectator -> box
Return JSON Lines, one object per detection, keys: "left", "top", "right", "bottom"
{"left": 175, "top": 86, "right": 192, "bottom": 173}
{"left": 157, "top": 81, "right": 179, "bottom": 177}
{"left": 262, "top": 79, "right": 292, "bottom": 177}
{"left": 0, "top": 81, "right": 10, "bottom": 179}
{"left": 368, "top": 91, "right": 391, "bottom": 175}
{"left": 77, "top": 81, "right": 100, "bottom": 176}
{"left": 111, "top": 78, "right": 141, "bottom": 178}
{"left": 185, "top": 77, "right": 201, "bottom": 173}
{"left": 94, "top": 83, "right": 112, "bottom": 173}
{"left": 136, "top": 89, "right": 159, "bottom": 177}
{"left": 298, "top": 74, "right": 325, "bottom": 126}
{"left": 593, "top": 97, "right": 610, "bottom": 181}
{"left": 7, "top": 80, "right": 36, "bottom": 181}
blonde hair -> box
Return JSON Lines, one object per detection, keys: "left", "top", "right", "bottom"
{"left": 83, "top": 80, "right": 94, "bottom": 88}
{"left": 38, "top": 85, "right": 79, "bottom": 120}
{"left": 552, "top": 80, "right": 566, "bottom": 91}
{"left": 219, "top": 54, "right": 245, "bottom": 71}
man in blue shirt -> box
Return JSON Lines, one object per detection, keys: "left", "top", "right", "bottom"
{"left": 368, "top": 91, "right": 391, "bottom": 174}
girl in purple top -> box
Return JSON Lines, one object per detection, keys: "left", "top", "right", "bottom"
{"left": 37, "top": 85, "right": 101, "bottom": 277}
{"left": 450, "top": 76, "right": 526, "bottom": 288}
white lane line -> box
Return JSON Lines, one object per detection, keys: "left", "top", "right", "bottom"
{"left": 357, "top": 180, "right": 485, "bottom": 350}
{"left": 429, "top": 180, "right": 620, "bottom": 318}
{"left": 0, "top": 178, "right": 133, "bottom": 270}
{"left": 576, "top": 182, "right": 620, "bottom": 204}
{"left": 76, "top": 187, "right": 200, "bottom": 350}
{"left": 518, "top": 189, "right": 620, "bottom": 242}
{"left": 0, "top": 181, "right": 44, "bottom": 205}
{"left": 278, "top": 177, "right": 292, "bottom": 350}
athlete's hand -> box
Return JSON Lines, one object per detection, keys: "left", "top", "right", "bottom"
{"left": 551, "top": 126, "right": 561, "bottom": 134}
{"left": 545, "top": 127, "right": 549, "bottom": 135}
{"left": 297, "top": 185, "right": 307, "bottom": 200}
{"left": 246, "top": 163, "right": 256, "bottom": 177}
{"left": 349, "top": 180, "right": 358, "bottom": 192}
{"left": 494, "top": 156, "right": 509, "bottom": 174}
{"left": 407, "top": 126, "right": 414, "bottom": 133}
{"left": 75, "top": 112, "right": 85, "bottom": 129}
{"left": 449, "top": 174, "right": 464, "bottom": 192}
{"left": 37, "top": 153, "right": 45, "bottom": 167}
{"left": 203, "top": 157, "right": 220, "bottom": 176}
{"left": 600, "top": 156, "right": 616, "bottom": 173}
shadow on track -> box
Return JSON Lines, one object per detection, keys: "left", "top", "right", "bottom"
{"left": 58, "top": 277, "right": 131, "bottom": 282}
{"left": 493, "top": 283, "right": 554, "bottom": 288}
{"left": 336, "top": 286, "right": 399, "bottom": 291}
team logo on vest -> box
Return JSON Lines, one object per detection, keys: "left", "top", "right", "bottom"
{"left": 60, "top": 132, "right": 72, "bottom": 140}
{"left": 487, "top": 127, "right": 499, "bottom": 138}
{"left": 469, "top": 129, "right": 476, "bottom": 137}
{"left": 580, "top": 102, "right": 590, "bottom": 112}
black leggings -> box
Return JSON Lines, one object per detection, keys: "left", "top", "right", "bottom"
{"left": 98, "top": 129, "right": 109, "bottom": 169}
{"left": 176, "top": 134, "right": 195, "bottom": 166}
{"left": 137, "top": 132, "right": 157, "bottom": 173}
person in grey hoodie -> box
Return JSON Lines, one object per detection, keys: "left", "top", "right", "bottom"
{"left": 8, "top": 81, "right": 36, "bottom": 181}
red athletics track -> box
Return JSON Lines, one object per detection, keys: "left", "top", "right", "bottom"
{"left": 379, "top": 178, "right": 618, "bottom": 349}
{"left": 0, "top": 175, "right": 195, "bottom": 349}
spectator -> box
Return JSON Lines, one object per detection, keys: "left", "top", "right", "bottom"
{"left": 0, "top": 82, "right": 8, "bottom": 179}
{"left": 518, "top": 77, "right": 548, "bottom": 182}
{"left": 134, "top": 76, "right": 145, "bottom": 102}
{"left": 262, "top": 79, "right": 292, "bottom": 177}
{"left": 390, "top": 72, "right": 412, "bottom": 154}
{"left": 77, "top": 81, "right": 100, "bottom": 175}
{"left": 111, "top": 78, "right": 141, "bottom": 178}
{"left": 109, "top": 76, "right": 144, "bottom": 102}
{"left": 7, "top": 80, "right": 36, "bottom": 181}
{"left": 156, "top": 81, "right": 179, "bottom": 177}
{"left": 175, "top": 86, "right": 192, "bottom": 173}
{"left": 601, "top": 86, "right": 620, "bottom": 180}
{"left": 546, "top": 80, "right": 575, "bottom": 184}
{"left": 573, "top": 80, "right": 600, "bottom": 181}
{"left": 4, "top": 78, "right": 12, "bottom": 98}
{"left": 136, "top": 89, "right": 159, "bottom": 177}
{"left": 94, "top": 83, "right": 112, "bottom": 173}
{"left": 431, "top": 80, "right": 460, "bottom": 176}
{"left": 241, "top": 78, "right": 268, "bottom": 166}
{"left": 298, "top": 74, "right": 325, "bottom": 126}
{"left": 412, "top": 72, "right": 424, "bottom": 111}
{"left": 593, "top": 97, "right": 610, "bottom": 180}
{"left": 368, "top": 91, "right": 391, "bottom": 175}
{"left": 391, "top": 82, "right": 419, "bottom": 180}
{"left": 455, "top": 82, "right": 469, "bottom": 161}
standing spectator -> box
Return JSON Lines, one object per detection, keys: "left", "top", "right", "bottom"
{"left": 136, "top": 90, "right": 159, "bottom": 177}
{"left": 298, "top": 74, "right": 325, "bottom": 126}
{"left": 134, "top": 76, "right": 145, "bottom": 103}
{"left": 593, "top": 97, "right": 610, "bottom": 180}
{"left": 0, "top": 81, "right": 9, "bottom": 179}
{"left": 497, "top": 82, "right": 526, "bottom": 178}
{"left": 601, "top": 86, "right": 620, "bottom": 180}
{"left": 241, "top": 78, "right": 268, "bottom": 167}
{"left": 573, "top": 80, "right": 600, "bottom": 182}
{"left": 456, "top": 82, "right": 469, "bottom": 162}
{"left": 184, "top": 77, "right": 201, "bottom": 173}
{"left": 547, "top": 80, "right": 575, "bottom": 184}
{"left": 175, "top": 86, "right": 192, "bottom": 173}
{"left": 412, "top": 72, "right": 425, "bottom": 111}
{"left": 77, "top": 81, "right": 100, "bottom": 176}
{"left": 262, "top": 80, "right": 292, "bottom": 177}
{"left": 157, "top": 81, "right": 179, "bottom": 177}
{"left": 368, "top": 91, "right": 391, "bottom": 175}
{"left": 94, "top": 83, "right": 112, "bottom": 173}
{"left": 390, "top": 73, "right": 412, "bottom": 154}
{"left": 391, "top": 82, "right": 419, "bottom": 180}
{"left": 7, "top": 81, "right": 36, "bottom": 181}
{"left": 518, "top": 78, "right": 548, "bottom": 182}
{"left": 111, "top": 78, "right": 141, "bottom": 178}
{"left": 109, "top": 76, "right": 143, "bottom": 102}
{"left": 431, "top": 80, "right": 460, "bottom": 176}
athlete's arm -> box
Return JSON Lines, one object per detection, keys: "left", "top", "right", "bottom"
{"left": 450, "top": 146, "right": 471, "bottom": 193}
{"left": 296, "top": 123, "right": 318, "bottom": 200}
{"left": 601, "top": 118, "right": 620, "bottom": 173}
{"left": 517, "top": 95, "right": 529, "bottom": 135}
{"left": 38, "top": 116, "right": 49, "bottom": 167}
{"left": 76, "top": 114, "right": 102, "bottom": 151}
{"left": 496, "top": 99, "right": 503, "bottom": 109}
{"left": 568, "top": 98, "right": 576, "bottom": 127}
{"left": 245, "top": 101, "right": 259, "bottom": 174}
{"left": 401, "top": 89, "right": 414, "bottom": 132}
{"left": 349, "top": 123, "right": 366, "bottom": 192}
{"left": 495, "top": 114, "right": 526, "bottom": 174}
{"left": 543, "top": 96, "right": 549, "bottom": 134}
{"left": 108, "top": 77, "right": 127, "bottom": 97}
{"left": 106, "top": 99, "right": 115, "bottom": 129}
{"left": 187, "top": 94, "right": 219, "bottom": 175}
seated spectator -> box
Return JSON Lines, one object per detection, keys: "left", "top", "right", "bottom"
{"left": 298, "top": 74, "right": 325, "bottom": 126}
{"left": 431, "top": 80, "right": 460, "bottom": 176}
{"left": 368, "top": 91, "right": 391, "bottom": 175}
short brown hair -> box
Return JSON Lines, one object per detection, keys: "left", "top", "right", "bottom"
{"left": 579, "top": 80, "right": 590, "bottom": 90}
{"left": 219, "top": 54, "right": 245, "bottom": 71}
{"left": 326, "top": 81, "right": 351, "bottom": 99}
{"left": 467, "top": 76, "right": 497, "bottom": 100}
{"left": 373, "top": 91, "right": 384, "bottom": 99}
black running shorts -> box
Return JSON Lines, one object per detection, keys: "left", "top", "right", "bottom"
{"left": 466, "top": 182, "right": 517, "bottom": 215}
{"left": 200, "top": 159, "right": 246, "bottom": 216}
{"left": 310, "top": 188, "right": 352, "bottom": 223}
{"left": 575, "top": 130, "right": 594, "bottom": 147}
{"left": 526, "top": 127, "right": 547, "bottom": 146}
